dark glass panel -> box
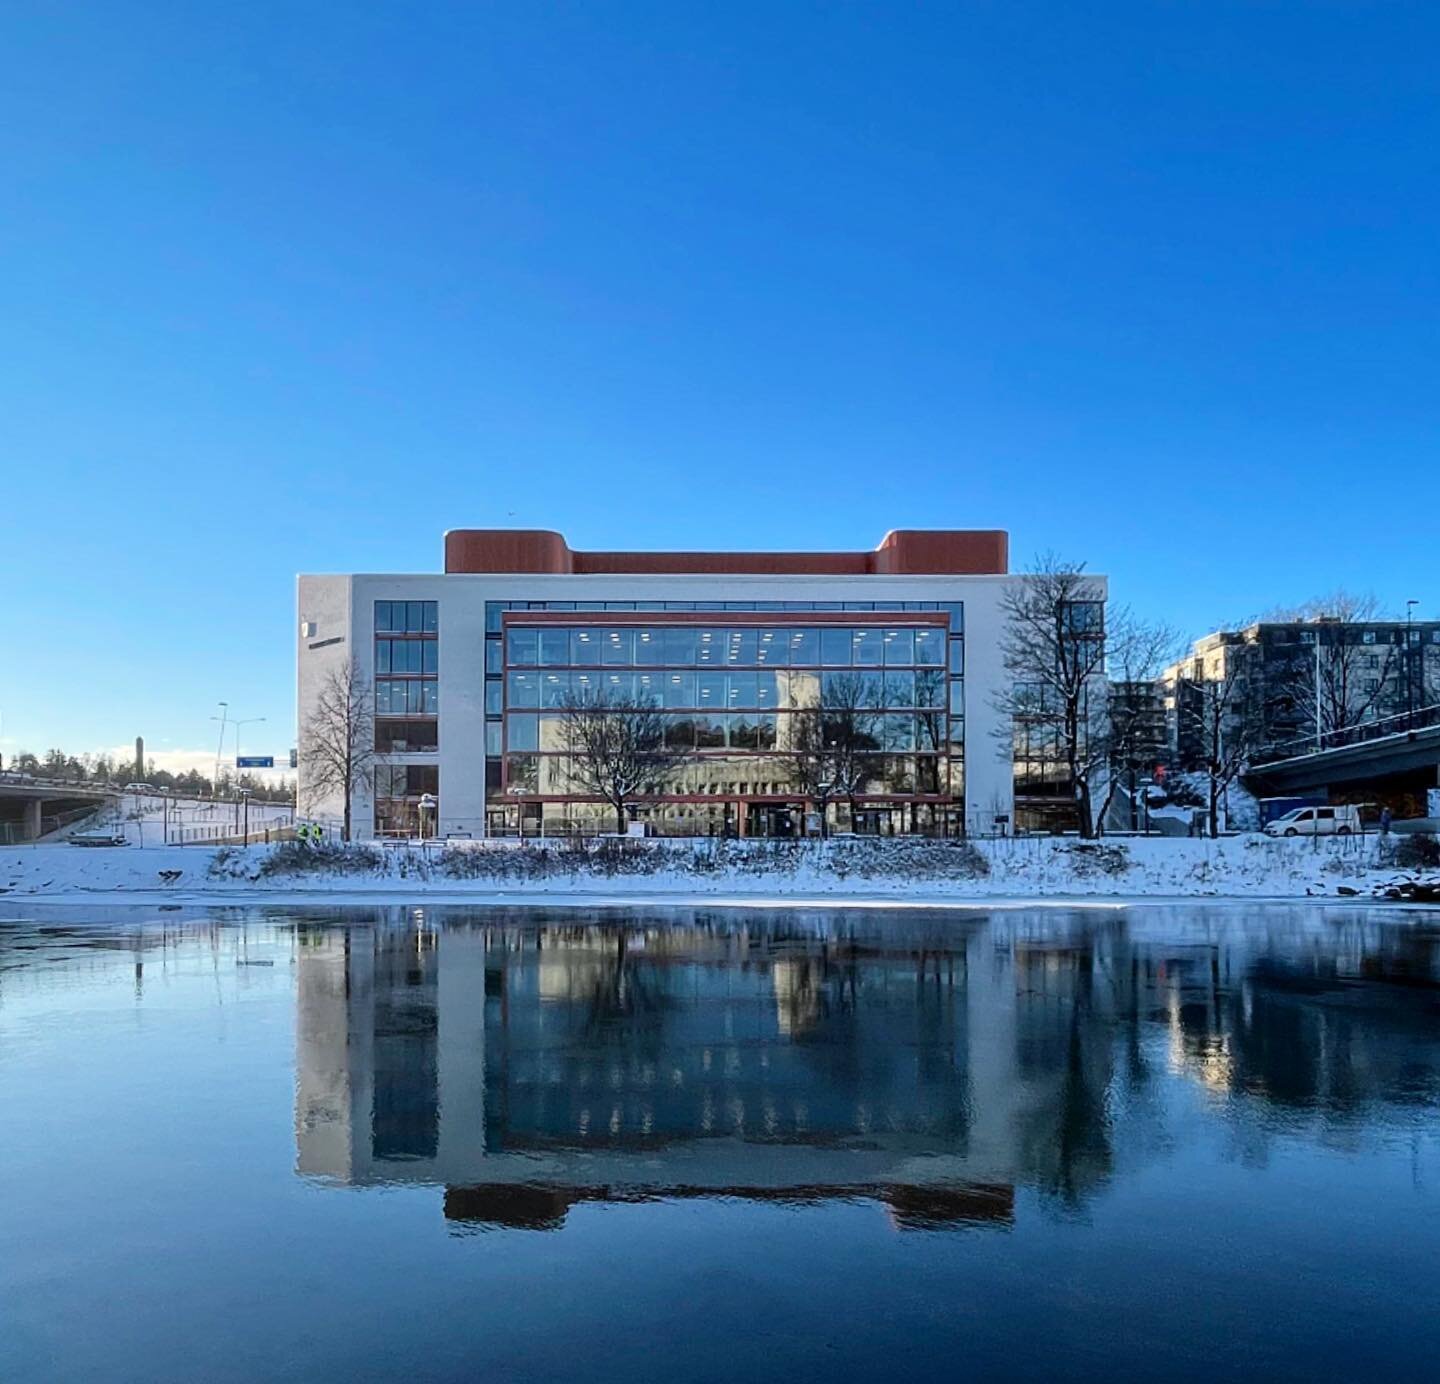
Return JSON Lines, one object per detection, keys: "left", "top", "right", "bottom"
{"left": 663, "top": 672, "right": 697, "bottom": 709}
{"left": 506, "top": 713, "right": 539, "bottom": 752}
{"left": 601, "top": 628, "right": 634, "bottom": 666}
{"left": 633, "top": 628, "right": 665, "bottom": 666}
{"left": 788, "top": 629, "right": 819, "bottom": 664}
{"left": 507, "top": 672, "right": 540, "bottom": 710}
{"left": 820, "top": 628, "right": 851, "bottom": 666}
{"left": 914, "top": 628, "right": 944, "bottom": 666}
{"left": 538, "top": 629, "right": 570, "bottom": 666}
{"left": 662, "top": 628, "right": 697, "bottom": 664}
{"left": 851, "top": 628, "right": 883, "bottom": 666}
{"left": 506, "top": 628, "right": 538, "bottom": 666}
{"left": 755, "top": 630, "right": 789, "bottom": 666}
{"left": 506, "top": 754, "right": 539, "bottom": 793}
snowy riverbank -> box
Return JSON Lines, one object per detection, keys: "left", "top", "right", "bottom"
{"left": 2, "top": 834, "right": 1437, "bottom": 906}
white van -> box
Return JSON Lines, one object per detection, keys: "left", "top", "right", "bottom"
{"left": 1264, "top": 804, "right": 1362, "bottom": 837}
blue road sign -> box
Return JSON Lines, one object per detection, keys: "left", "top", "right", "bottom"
{"left": 236, "top": 756, "right": 274, "bottom": 769}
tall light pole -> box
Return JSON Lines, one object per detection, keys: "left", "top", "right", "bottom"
{"left": 211, "top": 702, "right": 229, "bottom": 793}
{"left": 1407, "top": 599, "right": 1419, "bottom": 725}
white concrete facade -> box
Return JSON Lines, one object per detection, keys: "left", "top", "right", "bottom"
{"left": 297, "top": 563, "right": 1060, "bottom": 840}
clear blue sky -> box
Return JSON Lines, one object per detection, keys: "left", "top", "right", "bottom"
{"left": 2, "top": 1, "right": 1436, "bottom": 767}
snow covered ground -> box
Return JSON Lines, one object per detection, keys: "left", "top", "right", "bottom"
{"left": 1, "top": 833, "right": 1435, "bottom": 906}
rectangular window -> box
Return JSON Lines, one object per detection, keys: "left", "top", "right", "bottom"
{"left": 948, "top": 638, "right": 965, "bottom": 675}
{"left": 851, "top": 629, "right": 883, "bottom": 666}
{"left": 821, "top": 628, "right": 851, "bottom": 666}
{"left": 726, "top": 672, "right": 758, "bottom": 707}
{"left": 507, "top": 628, "right": 539, "bottom": 666}
{"left": 506, "top": 713, "right": 539, "bottom": 752}
{"left": 697, "top": 671, "right": 726, "bottom": 707}
{"left": 485, "top": 639, "right": 502, "bottom": 675}
{"left": 569, "top": 628, "right": 599, "bottom": 664}
{"left": 942, "top": 602, "right": 964, "bottom": 634}
{"left": 694, "top": 713, "right": 726, "bottom": 749}
{"left": 883, "top": 670, "right": 916, "bottom": 706}
{"left": 376, "top": 719, "right": 439, "bottom": 754}
{"left": 949, "top": 680, "right": 965, "bottom": 716}
{"left": 633, "top": 629, "right": 665, "bottom": 666}
{"left": 601, "top": 628, "right": 634, "bottom": 665}
{"left": 756, "top": 630, "right": 789, "bottom": 667}
{"left": 913, "top": 628, "right": 944, "bottom": 666}
{"left": 541, "top": 671, "right": 570, "bottom": 708}
{"left": 375, "top": 639, "right": 391, "bottom": 674}
{"left": 662, "top": 628, "right": 697, "bottom": 665}
{"left": 634, "top": 672, "right": 663, "bottom": 708}
{"left": 788, "top": 629, "right": 819, "bottom": 665}
{"left": 664, "top": 672, "right": 697, "bottom": 709}
{"left": 538, "top": 629, "right": 570, "bottom": 666}
{"left": 506, "top": 754, "right": 539, "bottom": 793}
{"left": 484, "top": 721, "right": 501, "bottom": 757}
{"left": 884, "top": 629, "right": 916, "bottom": 666}
{"left": 485, "top": 680, "right": 503, "bottom": 716}
{"left": 696, "top": 629, "right": 725, "bottom": 665}
{"left": 915, "top": 668, "right": 945, "bottom": 708}
{"left": 508, "top": 672, "right": 540, "bottom": 709}
{"left": 375, "top": 602, "right": 394, "bottom": 633}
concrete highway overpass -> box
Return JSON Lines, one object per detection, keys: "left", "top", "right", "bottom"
{"left": 0, "top": 781, "right": 114, "bottom": 843}
{"left": 1245, "top": 709, "right": 1440, "bottom": 810}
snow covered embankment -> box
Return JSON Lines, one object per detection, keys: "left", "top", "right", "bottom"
{"left": 1, "top": 834, "right": 1437, "bottom": 903}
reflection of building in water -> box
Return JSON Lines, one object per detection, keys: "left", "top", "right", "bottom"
{"left": 295, "top": 908, "right": 1440, "bottom": 1227}
{"left": 294, "top": 913, "right": 1140, "bottom": 1224}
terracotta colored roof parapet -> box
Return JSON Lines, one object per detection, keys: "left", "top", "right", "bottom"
{"left": 443, "top": 528, "right": 1008, "bottom": 576}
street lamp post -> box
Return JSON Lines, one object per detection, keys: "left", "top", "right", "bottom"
{"left": 1407, "top": 599, "right": 1419, "bottom": 727}
{"left": 211, "top": 702, "right": 229, "bottom": 791}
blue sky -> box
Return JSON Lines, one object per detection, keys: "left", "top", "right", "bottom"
{"left": 2, "top": 2, "right": 1436, "bottom": 769}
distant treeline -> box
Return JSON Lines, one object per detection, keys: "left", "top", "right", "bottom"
{"left": 2, "top": 748, "right": 295, "bottom": 804}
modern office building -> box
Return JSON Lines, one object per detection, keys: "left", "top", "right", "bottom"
{"left": 298, "top": 528, "right": 1102, "bottom": 839}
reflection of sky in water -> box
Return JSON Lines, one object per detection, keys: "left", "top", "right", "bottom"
{"left": 2, "top": 903, "right": 1440, "bottom": 1383}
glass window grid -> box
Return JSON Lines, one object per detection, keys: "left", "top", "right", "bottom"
{"left": 374, "top": 637, "right": 438, "bottom": 676}
{"left": 485, "top": 601, "right": 965, "bottom": 791}
{"left": 375, "top": 600, "right": 438, "bottom": 634}
{"left": 504, "top": 624, "right": 949, "bottom": 670}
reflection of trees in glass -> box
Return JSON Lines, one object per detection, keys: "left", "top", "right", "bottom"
{"left": 786, "top": 673, "right": 885, "bottom": 831}
{"left": 556, "top": 689, "right": 693, "bottom": 832}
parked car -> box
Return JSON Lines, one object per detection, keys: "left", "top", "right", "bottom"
{"left": 1264, "top": 804, "right": 1362, "bottom": 837}
{"left": 123, "top": 782, "right": 156, "bottom": 793}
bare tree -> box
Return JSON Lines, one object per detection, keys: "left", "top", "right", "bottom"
{"left": 1096, "top": 611, "right": 1179, "bottom": 833}
{"left": 995, "top": 555, "right": 1108, "bottom": 837}
{"left": 556, "top": 689, "right": 692, "bottom": 834}
{"left": 1263, "top": 593, "right": 1403, "bottom": 748}
{"left": 1176, "top": 656, "right": 1262, "bottom": 838}
{"left": 300, "top": 661, "right": 375, "bottom": 841}
{"left": 785, "top": 672, "right": 884, "bottom": 836}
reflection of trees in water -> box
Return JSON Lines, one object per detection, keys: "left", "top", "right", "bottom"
{"left": 344, "top": 908, "right": 1440, "bottom": 1200}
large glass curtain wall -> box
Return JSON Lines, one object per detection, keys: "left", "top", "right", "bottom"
{"left": 489, "top": 613, "right": 966, "bottom": 825}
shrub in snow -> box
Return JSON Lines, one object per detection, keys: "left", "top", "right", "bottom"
{"left": 258, "top": 841, "right": 386, "bottom": 877}
{"left": 1058, "top": 843, "right": 1130, "bottom": 878}
{"left": 1389, "top": 833, "right": 1440, "bottom": 871}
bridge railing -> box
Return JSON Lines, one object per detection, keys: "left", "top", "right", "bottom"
{"left": 1255, "top": 702, "right": 1440, "bottom": 766}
